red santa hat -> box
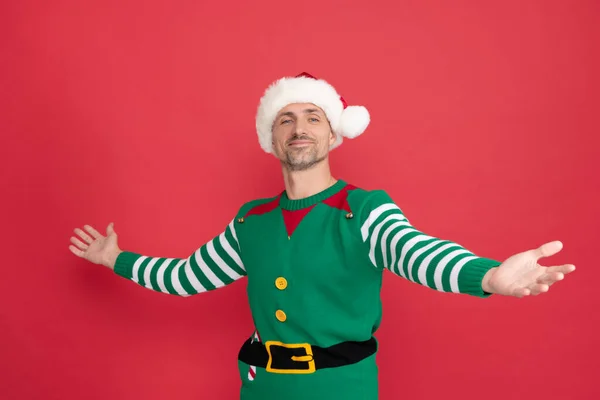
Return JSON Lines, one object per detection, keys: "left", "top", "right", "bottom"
{"left": 255, "top": 72, "right": 370, "bottom": 154}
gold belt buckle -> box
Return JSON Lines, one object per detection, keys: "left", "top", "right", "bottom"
{"left": 264, "top": 341, "right": 316, "bottom": 374}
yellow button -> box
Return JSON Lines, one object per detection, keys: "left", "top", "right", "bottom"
{"left": 275, "top": 277, "right": 288, "bottom": 290}
{"left": 275, "top": 309, "right": 287, "bottom": 322}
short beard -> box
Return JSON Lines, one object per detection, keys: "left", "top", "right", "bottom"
{"left": 275, "top": 133, "right": 329, "bottom": 171}
{"left": 283, "top": 150, "right": 327, "bottom": 171}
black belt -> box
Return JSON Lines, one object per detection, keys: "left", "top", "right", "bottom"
{"left": 237, "top": 336, "right": 377, "bottom": 374}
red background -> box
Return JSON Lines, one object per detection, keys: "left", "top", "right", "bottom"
{"left": 2, "top": 1, "right": 598, "bottom": 399}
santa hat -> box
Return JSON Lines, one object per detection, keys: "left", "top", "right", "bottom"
{"left": 255, "top": 72, "right": 370, "bottom": 154}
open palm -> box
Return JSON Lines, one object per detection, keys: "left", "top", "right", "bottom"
{"left": 486, "top": 241, "right": 576, "bottom": 297}
{"left": 69, "top": 222, "right": 120, "bottom": 268}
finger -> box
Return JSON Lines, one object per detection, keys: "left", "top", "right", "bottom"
{"left": 546, "top": 264, "right": 576, "bottom": 275}
{"left": 529, "top": 283, "right": 549, "bottom": 296}
{"left": 534, "top": 241, "right": 563, "bottom": 260}
{"left": 70, "top": 236, "right": 88, "bottom": 250}
{"left": 74, "top": 228, "right": 94, "bottom": 244}
{"left": 84, "top": 225, "right": 103, "bottom": 240}
{"left": 106, "top": 222, "right": 116, "bottom": 236}
{"left": 536, "top": 271, "right": 565, "bottom": 285}
{"left": 514, "top": 287, "right": 530, "bottom": 297}
{"left": 69, "top": 245, "right": 85, "bottom": 257}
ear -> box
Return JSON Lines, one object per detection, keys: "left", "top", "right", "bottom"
{"left": 329, "top": 130, "right": 336, "bottom": 146}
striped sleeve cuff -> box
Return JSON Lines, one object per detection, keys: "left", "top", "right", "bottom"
{"left": 457, "top": 257, "right": 501, "bottom": 298}
{"left": 114, "top": 251, "right": 142, "bottom": 279}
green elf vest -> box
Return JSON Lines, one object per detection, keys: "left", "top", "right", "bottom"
{"left": 114, "top": 179, "right": 500, "bottom": 400}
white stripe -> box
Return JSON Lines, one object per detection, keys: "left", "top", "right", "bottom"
{"left": 131, "top": 256, "right": 148, "bottom": 283}
{"left": 406, "top": 235, "right": 441, "bottom": 282}
{"left": 361, "top": 203, "right": 401, "bottom": 241}
{"left": 450, "top": 255, "right": 477, "bottom": 293}
{"left": 143, "top": 258, "right": 160, "bottom": 289}
{"left": 171, "top": 259, "right": 190, "bottom": 296}
{"left": 207, "top": 240, "right": 243, "bottom": 280}
{"left": 369, "top": 214, "right": 406, "bottom": 265}
{"left": 389, "top": 228, "right": 414, "bottom": 274}
{"left": 380, "top": 221, "right": 411, "bottom": 268}
{"left": 382, "top": 227, "right": 417, "bottom": 277}
{"left": 219, "top": 231, "right": 245, "bottom": 271}
{"left": 156, "top": 258, "right": 172, "bottom": 293}
{"left": 417, "top": 243, "right": 460, "bottom": 287}
{"left": 380, "top": 227, "right": 416, "bottom": 277}
{"left": 249, "top": 330, "right": 258, "bottom": 381}
{"left": 229, "top": 219, "right": 238, "bottom": 242}
{"left": 194, "top": 247, "right": 225, "bottom": 288}
{"left": 394, "top": 231, "right": 431, "bottom": 278}
{"left": 184, "top": 257, "right": 208, "bottom": 293}
{"left": 248, "top": 366, "right": 256, "bottom": 381}
{"left": 434, "top": 249, "right": 472, "bottom": 292}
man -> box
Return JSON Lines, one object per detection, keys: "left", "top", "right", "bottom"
{"left": 69, "top": 72, "right": 576, "bottom": 400}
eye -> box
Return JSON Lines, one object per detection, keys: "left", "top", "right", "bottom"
{"left": 281, "top": 119, "right": 292, "bottom": 125}
{"left": 309, "top": 117, "right": 320, "bottom": 122}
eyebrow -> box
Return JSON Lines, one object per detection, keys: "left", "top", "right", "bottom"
{"left": 278, "top": 108, "right": 324, "bottom": 119}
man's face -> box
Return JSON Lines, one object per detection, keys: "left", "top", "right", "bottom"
{"left": 271, "top": 103, "right": 336, "bottom": 171}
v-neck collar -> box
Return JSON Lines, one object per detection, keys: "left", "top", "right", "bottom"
{"left": 279, "top": 180, "right": 347, "bottom": 211}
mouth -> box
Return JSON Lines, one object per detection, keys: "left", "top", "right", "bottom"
{"left": 288, "top": 140, "right": 313, "bottom": 147}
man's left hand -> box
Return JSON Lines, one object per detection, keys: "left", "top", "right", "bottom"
{"left": 481, "top": 241, "right": 576, "bottom": 297}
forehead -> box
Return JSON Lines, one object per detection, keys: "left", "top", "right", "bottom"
{"left": 276, "top": 103, "right": 325, "bottom": 117}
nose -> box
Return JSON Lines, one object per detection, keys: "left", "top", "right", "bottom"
{"left": 293, "top": 118, "right": 309, "bottom": 136}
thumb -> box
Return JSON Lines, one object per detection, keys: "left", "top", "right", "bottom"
{"left": 534, "top": 240, "right": 563, "bottom": 260}
{"left": 107, "top": 222, "right": 116, "bottom": 236}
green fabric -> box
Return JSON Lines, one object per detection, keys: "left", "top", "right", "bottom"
{"left": 113, "top": 180, "right": 501, "bottom": 400}
{"left": 279, "top": 178, "right": 347, "bottom": 210}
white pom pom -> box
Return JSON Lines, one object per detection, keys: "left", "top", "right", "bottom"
{"left": 338, "top": 105, "right": 370, "bottom": 139}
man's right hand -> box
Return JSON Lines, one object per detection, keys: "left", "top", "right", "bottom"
{"left": 69, "top": 222, "right": 122, "bottom": 270}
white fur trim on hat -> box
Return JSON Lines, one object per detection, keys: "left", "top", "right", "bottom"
{"left": 255, "top": 73, "right": 370, "bottom": 154}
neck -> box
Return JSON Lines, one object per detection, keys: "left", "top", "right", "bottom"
{"left": 281, "top": 159, "right": 337, "bottom": 200}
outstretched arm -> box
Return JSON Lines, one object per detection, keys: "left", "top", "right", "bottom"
{"left": 358, "top": 190, "right": 503, "bottom": 298}
{"left": 358, "top": 190, "right": 575, "bottom": 298}
{"left": 70, "top": 219, "right": 245, "bottom": 297}
{"left": 114, "top": 219, "right": 245, "bottom": 296}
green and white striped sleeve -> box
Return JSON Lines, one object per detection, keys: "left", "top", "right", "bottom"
{"left": 359, "top": 190, "right": 500, "bottom": 298}
{"left": 113, "top": 218, "right": 245, "bottom": 296}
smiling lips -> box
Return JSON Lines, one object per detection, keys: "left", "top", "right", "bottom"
{"left": 288, "top": 140, "right": 313, "bottom": 147}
